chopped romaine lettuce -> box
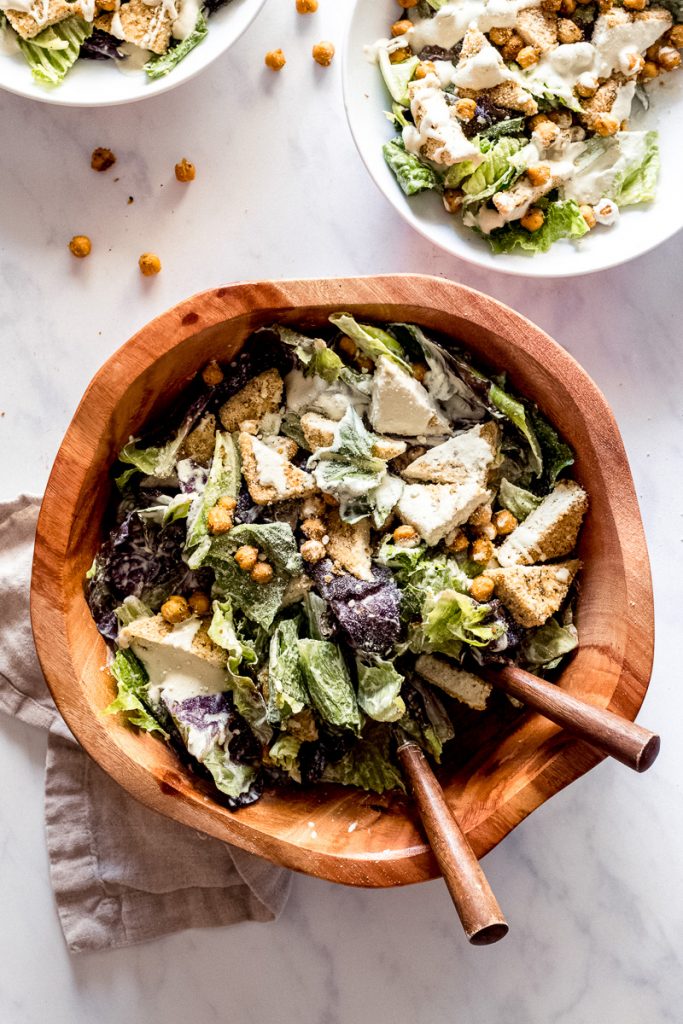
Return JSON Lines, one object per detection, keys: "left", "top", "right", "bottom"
{"left": 413, "top": 589, "right": 506, "bottom": 658}
{"left": 378, "top": 48, "right": 419, "bottom": 105}
{"left": 297, "top": 639, "right": 362, "bottom": 734}
{"left": 383, "top": 138, "right": 440, "bottom": 195}
{"left": 114, "top": 595, "right": 153, "bottom": 630}
{"left": 137, "top": 492, "right": 193, "bottom": 527}
{"left": 322, "top": 725, "right": 404, "bottom": 793}
{"left": 16, "top": 16, "right": 92, "bottom": 87}
{"left": 489, "top": 384, "right": 543, "bottom": 476}
{"left": 521, "top": 616, "right": 578, "bottom": 671}
{"left": 104, "top": 649, "right": 168, "bottom": 738}
{"left": 308, "top": 406, "right": 389, "bottom": 519}
{"left": 207, "top": 598, "right": 271, "bottom": 743}
{"left": 487, "top": 199, "right": 589, "bottom": 255}
{"left": 184, "top": 431, "right": 241, "bottom": 568}
{"left": 267, "top": 619, "right": 309, "bottom": 724}
{"left": 356, "top": 657, "right": 405, "bottom": 723}
{"left": 400, "top": 679, "right": 454, "bottom": 763}
{"left": 261, "top": 325, "right": 343, "bottom": 383}
{"left": 531, "top": 410, "right": 574, "bottom": 488}
{"left": 612, "top": 131, "right": 659, "bottom": 207}
{"left": 497, "top": 478, "right": 542, "bottom": 521}
{"left": 144, "top": 13, "right": 208, "bottom": 80}
{"left": 329, "top": 313, "right": 412, "bottom": 374}
{"left": 268, "top": 734, "right": 302, "bottom": 782}
{"left": 304, "top": 591, "right": 335, "bottom": 641}
{"left": 460, "top": 137, "right": 526, "bottom": 205}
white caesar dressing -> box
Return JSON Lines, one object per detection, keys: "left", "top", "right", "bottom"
{"left": 406, "top": 0, "right": 541, "bottom": 52}
{"left": 117, "top": 41, "right": 153, "bottom": 72}
{"left": 285, "top": 368, "right": 368, "bottom": 421}
{"left": 122, "top": 618, "right": 229, "bottom": 705}
{"left": 453, "top": 38, "right": 511, "bottom": 91}
{"left": 403, "top": 73, "right": 481, "bottom": 166}
{"left": 592, "top": 10, "right": 672, "bottom": 79}
{"left": 251, "top": 435, "right": 290, "bottom": 496}
{"left": 463, "top": 205, "right": 506, "bottom": 235}
{"left": 172, "top": 0, "right": 199, "bottom": 40}
{"left": 562, "top": 130, "right": 648, "bottom": 204}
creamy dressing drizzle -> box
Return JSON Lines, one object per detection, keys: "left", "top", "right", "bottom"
{"left": 251, "top": 436, "right": 290, "bottom": 496}
{"left": 0, "top": 0, "right": 198, "bottom": 41}
{"left": 124, "top": 617, "right": 229, "bottom": 705}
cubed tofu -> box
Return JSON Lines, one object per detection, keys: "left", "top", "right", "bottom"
{"left": 180, "top": 413, "right": 216, "bottom": 467}
{"left": 458, "top": 81, "right": 538, "bottom": 117}
{"left": 238, "top": 432, "right": 316, "bottom": 506}
{"left": 6, "top": 0, "right": 80, "bottom": 41}
{"left": 405, "top": 74, "right": 484, "bottom": 168}
{"left": 485, "top": 560, "right": 580, "bottom": 627}
{"left": 263, "top": 435, "right": 298, "bottom": 461}
{"left": 415, "top": 654, "right": 492, "bottom": 711}
{"left": 496, "top": 480, "right": 588, "bottom": 567}
{"left": 397, "top": 480, "right": 491, "bottom": 546}
{"left": 119, "top": 615, "right": 228, "bottom": 703}
{"left": 402, "top": 422, "right": 498, "bottom": 487}
{"left": 301, "top": 411, "right": 407, "bottom": 460}
{"left": 118, "top": 0, "right": 172, "bottom": 55}
{"left": 516, "top": 7, "right": 559, "bottom": 53}
{"left": 219, "top": 369, "right": 283, "bottom": 432}
{"left": 454, "top": 27, "right": 510, "bottom": 90}
{"left": 370, "top": 356, "right": 451, "bottom": 437}
{"left": 326, "top": 510, "right": 373, "bottom": 582}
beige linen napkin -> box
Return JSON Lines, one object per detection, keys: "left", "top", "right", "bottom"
{"left": 0, "top": 495, "right": 291, "bottom": 953}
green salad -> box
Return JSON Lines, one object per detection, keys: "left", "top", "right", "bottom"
{"left": 87, "top": 315, "right": 588, "bottom": 808}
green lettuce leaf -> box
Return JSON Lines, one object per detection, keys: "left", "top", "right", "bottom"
{"left": 414, "top": 589, "right": 505, "bottom": 658}
{"left": 383, "top": 138, "right": 440, "bottom": 195}
{"left": 478, "top": 117, "right": 526, "bottom": 143}
{"left": 521, "top": 617, "right": 578, "bottom": 671}
{"left": 114, "top": 596, "right": 153, "bottom": 630}
{"left": 144, "top": 13, "right": 207, "bottom": 80}
{"left": 16, "top": 16, "right": 91, "bottom": 86}
{"left": 137, "top": 492, "right": 193, "bottom": 527}
{"left": 356, "top": 657, "right": 405, "bottom": 723}
{"left": 377, "top": 540, "right": 471, "bottom": 618}
{"left": 498, "top": 478, "right": 542, "bottom": 521}
{"left": 378, "top": 49, "right": 419, "bottom": 105}
{"left": 490, "top": 384, "right": 543, "bottom": 476}
{"left": 104, "top": 649, "right": 168, "bottom": 738}
{"left": 308, "top": 406, "right": 389, "bottom": 517}
{"left": 207, "top": 598, "right": 271, "bottom": 741}
{"left": 261, "top": 325, "right": 343, "bottom": 383}
{"left": 304, "top": 592, "right": 335, "bottom": 640}
{"left": 322, "top": 725, "right": 404, "bottom": 793}
{"left": 400, "top": 678, "right": 454, "bottom": 762}
{"left": 184, "top": 431, "right": 241, "bottom": 568}
{"left": 268, "top": 734, "right": 302, "bottom": 782}
{"left": 531, "top": 410, "right": 574, "bottom": 487}
{"left": 461, "top": 137, "right": 526, "bottom": 205}
{"left": 329, "top": 313, "right": 412, "bottom": 373}
{"left": 202, "top": 749, "right": 257, "bottom": 800}
{"left": 387, "top": 322, "right": 485, "bottom": 420}
{"left": 267, "top": 619, "right": 309, "bottom": 724}
{"left": 612, "top": 130, "right": 659, "bottom": 207}
{"left": 206, "top": 523, "right": 302, "bottom": 629}
{"left": 487, "top": 199, "right": 588, "bottom": 255}
{"left": 297, "top": 639, "right": 361, "bottom": 734}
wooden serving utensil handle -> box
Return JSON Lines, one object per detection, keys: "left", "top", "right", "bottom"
{"left": 481, "top": 664, "right": 660, "bottom": 773}
{"left": 397, "top": 741, "right": 508, "bottom": 946}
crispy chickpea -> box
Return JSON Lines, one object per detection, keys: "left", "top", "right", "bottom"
{"left": 454, "top": 98, "right": 477, "bottom": 121}
{"left": 502, "top": 32, "right": 524, "bottom": 61}
{"left": 575, "top": 77, "right": 598, "bottom": 98}
{"left": 91, "top": 146, "right": 116, "bottom": 171}
{"left": 489, "top": 26, "right": 513, "bottom": 45}
{"left": 300, "top": 539, "right": 326, "bottom": 563}
{"left": 69, "top": 235, "right": 91, "bottom": 258}
{"left": 521, "top": 207, "right": 545, "bottom": 232}
{"left": 443, "top": 188, "right": 464, "bottom": 214}
{"left": 639, "top": 60, "right": 660, "bottom": 81}
{"left": 414, "top": 60, "right": 436, "bottom": 79}
{"left": 470, "top": 575, "right": 495, "bottom": 603}
{"left": 411, "top": 362, "right": 428, "bottom": 382}
{"left": 468, "top": 503, "right": 492, "bottom": 529}
{"left": 579, "top": 204, "right": 597, "bottom": 229}
{"left": 234, "top": 545, "right": 259, "bottom": 572}
{"left": 659, "top": 46, "right": 682, "bottom": 71}
{"left": 217, "top": 496, "right": 237, "bottom": 512}
{"left": 547, "top": 110, "right": 572, "bottom": 128}
{"left": 533, "top": 120, "right": 562, "bottom": 147}
{"left": 202, "top": 360, "right": 224, "bottom": 387}
{"left": 447, "top": 529, "right": 469, "bottom": 553}
{"left": 529, "top": 113, "right": 551, "bottom": 131}
{"left": 296, "top": 0, "right": 317, "bottom": 11}
{"left": 470, "top": 537, "right": 494, "bottom": 564}
{"left": 389, "top": 46, "right": 412, "bottom": 63}
{"left": 560, "top": 0, "right": 576, "bottom": 12}
{"left": 312, "top": 41, "right": 335, "bottom": 66}
{"left": 391, "top": 19, "right": 413, "bottom": 36}
{"left": 161, "top": 595, "right": 190, "bottom": 624}
{"left": 396, "top": 0, "right": 419, "bottom": 6}
{"left": 338, "top": 335, "right": 358, "bottom": 359}
{"left": 265, "top": 48, "right": 286, "bottom": 71}
{"left": 301, "top": 517, "right": 326, "bottom": 541}
{"left": 393, "top": 524, "right": 420, "bottom": 546}
{"left": 592, "top": 113, "right": 619, "bottom": 137}
{"left": 493, "top": 509, "right": 519, "bottom": 535}
{"left": 188, "top": 591, "right": 211, "bottom": 616}
{"left": 527, "top": 164, "right": 551, "bottom": 187}
{"left": 251, "top": 561, "right": 274, "bottom": 584}
{"left": 623, "top": 0, "right": 646, "bottom": 9}
{"left": 516, "top": 45, "right": 540, "bottom": 68}
{"left": 541, "top": 0, "right": 562, "bottom": 10}
{"left": 668, "top": 25, "right": 683, "bottom": 49}
{"left": 207, "top": 506, "right": 233, "bottom": 535}
{"left": 356, "top": 354, "right": 374, "bottom": 372}
{"left": 175, "top": 158, "right": 196, "bottom": 182}
{"left": 96, "top": 0, "right": 117, "bottom": 9}
{"left": 558, "top": 18, "right": 583, "bottom": 44}
{"left": 139, "top": 252, "right": 161, "bottom": 276}
{"left": 598, "top": 0, "right": 613, "bottom": 11}
{"left": 475, "top": 522, "right": 498, "bottom": 541}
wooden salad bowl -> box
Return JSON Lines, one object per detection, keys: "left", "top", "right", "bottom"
{"left": 30, "top": 275, "right": 655, "bottom": 887}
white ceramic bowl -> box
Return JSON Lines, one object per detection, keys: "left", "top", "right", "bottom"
{"left": 343, "top": 0, "right": 683, "bottom": 277}
{"left": 0, "top": 0, "right": 265, "bottom": 106}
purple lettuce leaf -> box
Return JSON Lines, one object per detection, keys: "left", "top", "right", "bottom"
{"left": 307, "top": 559, "right": 401, "bottom": 656}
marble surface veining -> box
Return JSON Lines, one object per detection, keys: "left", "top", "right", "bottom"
{"left": 1, "top": 1, "right": 682, "bottom": 1021}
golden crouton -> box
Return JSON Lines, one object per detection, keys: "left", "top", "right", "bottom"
{"left": 180, "top": 413, "right": 216, "bottom": 467}
{"left": 326, "top": 510, "right": 373, "bottom": 581}
{"left": 6, "top": 0, "right": 81, "bottom": 41}
{"left": 238, "top": 432, "right": 316, "bottom": 506}
{"left": 118, "top": 0, "right": 172, "bottom": 54}
{"left": 415, "top": 654, "right": 492, "bottom": 711}
{"left": 516, "top": 8, "right": 559, "bottom": 53}
{"left": 219, "top": 370, "right": 283, "bottom": 432}
{"left": 485, "top": 560, "right": 581, "bottom": 628}
{"left": 497, "top": 481, "right": 588, "bottom": 567}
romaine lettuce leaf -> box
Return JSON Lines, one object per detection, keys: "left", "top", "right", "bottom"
{"left": 322, "top": 725, "right": 404, "bottom": 793}
{"left": 478, "top": 117, "right": 526, "bottom": 143}
{"left": 497, "top": 478, "right": 542, "bottom": 521}
{"left": 377, "top": 540, "right": 471, "bottom": 618}
{"left": 116, "top": 393, "right": 211, "bottom": 491}
{"left": 531, "top": 410, "right": 574, "bottom": 488}
{"left": 356, "top": 657, "right": 405, "bottom": 723}
{"left": 521, "top": 616, "right": 578, "bottom": 671}
{"left": 297, "top": 639, "right": 361, "bottom": 734}
{"left": 267, "top": 619, "right": 309, "bottom": 724}
{"left": 308, "top": 406, "right": 389, "bottom": 517}
{"left": 400, "top": 679, "right": 454, "bottom": 763}
{"left": 329, "top": 313, "right": 412, "bottom": 373}
{"left": 487, "top": 199, "right": 588, "bottom": 254}
{"left": 137, "top": 492, "right": 193, "bottom": 527}
{"left": 304, "top": 591, "right": 335, "bottom": 640}
{"left": 461, "top": 137, "right": 526, "bottom": 205}
{"left": 16, "top": 16, "right": 92, "bottom": 86}
{"left": 104, "top": 649, "right": 168, "bottom": 738}
{"left": 489, "top": 384, "right": 543, "bottom": 476}
{"left": 185, "top": 431, "right": 241, "bottom": 569}
{"left": 114, "top": 595, "right": 153, "bottom": 630}
{"left": 144, "top": 13, "right": 207, "bottom": 80}
{"left": 261, "top": 325, "right": 344, "bottom": 383}
{"left": 413, "top": 589, "right": 506, "bottom": 658}
{"left": 612, "top": 130, "right": 659, "bottom": 207}
{"left": 208, "top": 598, "right": 271, "bottom": 742}
{"left": 378, "top": 49, "right": 419, "bottom": 106}
{"left": 383, "top": 138, "right": 439, "bottom": 195}
{"left": 268, "top": 734, "right": 302, "bottom": 781}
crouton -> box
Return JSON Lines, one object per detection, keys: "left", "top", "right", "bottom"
{"left": 592, "top": 8, "right": 671, "bottom": 77}
{"left": 496, "top": 480, "right": 588, "bottom": 566}
{"left": 485, "top": 560, "right": 580, "bottom": 627}
{"left": 397, "top": 480, "right": 491, "bottom": 546}
{"left": 6, "top": 0, "right": 81, "bottom": 41}
{"left": 238, "top": 432, "right": 316, "bottom": 506}
{"left": 402, "top": 422, "right": 498, "bottom": 487}
{"left": 415, "top": 654, "right": 492, "bottom": 711}
{"left": 219, "top": 369, "right": 283, "bottom": 432}
{"left": 458, "top": 80, "right": 539, "bottom": 116}
{"left": 406, "top": 75, "right": 484, "bottom": 168}
{"left": 180, "top": 413, "right": 216, "bottom": 467}
{"left": 301, "top": 411, "right": 407, "bottom": 460}
{"left": 454, "top": 27, "right": 510, "bottom": 90}
{"left": 326, "top": 510, "right": 373, "bottom": 581}
{"left": 516, "top": 7, "right": 558, "bottom": 53}
{"left": 118, "top": 0, "right": 172, "bottom": 55}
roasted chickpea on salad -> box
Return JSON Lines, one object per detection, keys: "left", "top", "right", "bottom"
{"left": 87, "top": 317, "right": 587, "bottom": 808}
{"left": 372, "top": 0, "right": 682, "bottom": 254}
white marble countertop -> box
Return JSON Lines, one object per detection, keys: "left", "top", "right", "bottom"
{"left": 1, "top": 1, "right": 682, "bottom": 1021}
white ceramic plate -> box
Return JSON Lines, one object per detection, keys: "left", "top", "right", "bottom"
{"left": 0, "top": 0, "right": 266, "bottom": 106}
{"left": 343, "top": 0, "right": 683, "bottom": 277}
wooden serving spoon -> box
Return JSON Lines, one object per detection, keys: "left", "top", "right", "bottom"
{"left": 479, "top": 664, "right": 660, "bottom": 773}
{"left": 397, "top": 739, "right": 508, "bottom": 945}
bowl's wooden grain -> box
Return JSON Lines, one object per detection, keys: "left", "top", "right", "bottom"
{"left": 30, "top": 275, "right": 654, "bottom": 886}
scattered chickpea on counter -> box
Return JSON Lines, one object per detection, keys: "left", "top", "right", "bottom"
{"left": 139, "top": 253, "right": 162, "bottom": 276}
{"left": 175, "top": 158, "right": 196, "bottom": 183}
{"left": 312, "top": 41, "right": 335, "bottom": 66}
{"left": 265, "top": 49, "right": 286, "bottom": 71}
{"left": 295, "top": 0, "right": 317, "bottom": 12}
{"left": 91, "top": 147, "right": 116, "bottom": 172}
{"left": 69, "top": 235, "right": 91, "bottom": 259}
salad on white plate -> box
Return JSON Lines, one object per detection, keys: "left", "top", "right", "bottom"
{"left": 369, "top": 0, "right": 682, "bottom": 255}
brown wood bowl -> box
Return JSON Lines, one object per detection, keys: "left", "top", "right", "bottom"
{"left": 30, "top": 275, "right": 654, "bottom": 886}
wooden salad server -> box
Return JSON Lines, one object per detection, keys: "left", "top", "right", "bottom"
{"left": 397, "top": 739, "right": 509, "bottom": 945}
{"left": 479, "top": 664, "right": 660, "bottom": 773}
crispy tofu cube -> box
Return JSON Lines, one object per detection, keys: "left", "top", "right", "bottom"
{"left": 326, "top": 510, "right": 373, "bottom": 581}
{"left": 370, "top": 356, "right": 451, "bottom": 437}
{"left": 264, "top": 435, "right": 298, "bottom": 461}
{"left": 119, "top": 615, "right": 229, "bottom": 702}
{"left": 459, "top": 80, "right": 538, "bottom": 117}
{"left": 219, "top": 369, "right": 283, "bottom": 432}
{"left": 496, "top": 481, "right": 588, "bottom": 567}
{"left": 397, "top": 480, "right": 491, "bottom": 546}
{"left": 485, "top": 560, "right": 580, "bottom": 627}
{"left": 6, "top": 0, "right": 81, "bottom": 41}
{"left": 118, "top": 0, "right": 172, "bottom": 55}
{"left": 180, "top": 413, "right": 216, "bottom": 467}
{"left": 415, "top": 654, "right": 492, "bottom": 711}
{"left": 238, "top": 432, "right": 316, "bottom": 505}
{"left": 402, "top": 422, "right": 498, "bottom": 487}
{"left": 301, "top": 411, "right": 407, "bottom": 460}
{"left": 516, "top": 8, "right": 559, "bottom": 53}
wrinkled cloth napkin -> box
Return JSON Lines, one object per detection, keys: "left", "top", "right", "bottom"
{"left": 0, "top": 495, "right": 292, "bottom": 953}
